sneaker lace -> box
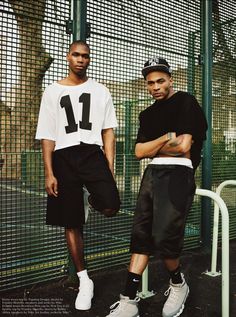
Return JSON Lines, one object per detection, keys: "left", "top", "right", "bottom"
{"left": 109, "top": 301, "right": 121, "bottom": 314}
{"left": 164, "top": 285, "right": 180, "bottom": 306}
{"left": 109, "top": 297, "right": 140, "bottom": 315}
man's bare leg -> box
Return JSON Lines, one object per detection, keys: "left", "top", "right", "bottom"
{"left": 120, "top": 253, "right": 149, "bottom": 301}
{"left": 129, "top": 253, "right": 149, "bottom": 275}
{"left": 65, "top": 228, "right": 94, "bottom": 310}
{"left": 164, "top": 258, "right": 180, "bottom": 272}
{"left": 65, "top": 228, "right": 85, "bottom": 272}
{"left": 164, "top": 258, "right": 184, "bottom": 284}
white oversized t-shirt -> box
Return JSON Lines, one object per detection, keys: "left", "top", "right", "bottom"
{"left": 35, "top": 79, "right": 118, "bottom": 150}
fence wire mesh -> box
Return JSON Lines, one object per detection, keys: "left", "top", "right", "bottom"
{"left": 0, "top": 0, "right": 70, "bottom": 291}
{"left": 211, "top": 0, "right": 236, "bottom": 240}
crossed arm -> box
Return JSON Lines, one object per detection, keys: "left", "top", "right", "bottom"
{"left": 42, "top": 130, "right": 189, "bottom": 195}
{"left": 135, "top": 133, "right": 192, "bottom": 159}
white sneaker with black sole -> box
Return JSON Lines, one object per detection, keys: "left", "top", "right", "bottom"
{"left": 106, "top": 294, "right": 140, "bottom": 317}
{"left": 162, "top": 273, "right": 189, "bottom": 317}
{"left": 75, "top": 278, "right": 94, "bottom": 310}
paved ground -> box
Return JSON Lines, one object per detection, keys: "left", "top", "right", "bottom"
{"left": 1, "top": 241, "right": 236, "bottom": 317}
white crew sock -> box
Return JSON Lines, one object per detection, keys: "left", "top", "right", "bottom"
{"left": 77, "top": 269, "right": 90, "bottom": 283}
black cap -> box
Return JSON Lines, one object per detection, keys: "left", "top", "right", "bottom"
{"left": 142, "top": 57, "right": 172, "bottom": 78}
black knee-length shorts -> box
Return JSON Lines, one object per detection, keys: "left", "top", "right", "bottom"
{"left": 130, "top": 164, "right": 196, "bottom": 259}
{"left": 46, "top": 144, "right": 120, "bottom": 228}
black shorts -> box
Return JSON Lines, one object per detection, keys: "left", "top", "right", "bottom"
{"left": 130, "top": 164, "right": 196, "bottom": 258}
{"left": 46, "top": 144, "right": 120, "bottom": 228}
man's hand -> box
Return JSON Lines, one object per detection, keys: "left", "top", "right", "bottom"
{"left": 45, "top": 175, "right": 58, "bottom": 197}
{"left": 102, "top": 128, "right": 116, "bottom": 178}
{"left": 41, "top": 139, "right": 57, "bottom": 196}
{"left": 135, "top": 132, "right": 175, "bottom": 159}
{"left": 168, "top": 134, "right": 184, "bottom": 147}
{"left": 159, "top": 133, "right": 192, "bottom": 157}
{"left": 166, "top": 132, "right": 176, "bottom": 141}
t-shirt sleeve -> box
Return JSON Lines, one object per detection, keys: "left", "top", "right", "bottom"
{"left": 136, "top": 112, "right": 148, "bottom": 143}
{"left": 35, "top": 87, "right": 56, "bottom": 141}
{"left": 102, "top": 92, "right": 118, "bottom": 129}
{"left": 176, "top": 95, "right": 208, "bottom": 141}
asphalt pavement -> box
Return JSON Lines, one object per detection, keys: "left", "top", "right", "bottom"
{"left": 1, "top": 241, "right": 236, "bottom": 317}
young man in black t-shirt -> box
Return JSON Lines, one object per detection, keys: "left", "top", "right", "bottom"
{"left": 106, "top": 58, "right": 207, "bottom": 317}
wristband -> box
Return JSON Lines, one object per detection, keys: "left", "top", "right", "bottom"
{"left": 167, "top": 132, "right": 173, "bottom": 140}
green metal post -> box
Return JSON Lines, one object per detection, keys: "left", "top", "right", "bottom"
{"left": 67, "top": 0, "right": 88, "bottom": 282}
{"left": 187, "top": 31, "right": 196, "bottom": 95}
{"left": 124, "top": 101, "right": 132, "bottom": 206}
{"left": 201, "top": 0, "right": 213, "bottom": 250}
{"left": 73, "top": 0, "right": 88, "bottom": 41}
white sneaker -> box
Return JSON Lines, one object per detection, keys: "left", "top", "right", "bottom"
{"left": 106, "top": 294, "right": 140, "bottom": 317}
{"left": 75, "top": 278, "right": 94, "bottom": 310}
{"left": 83, "top": 187, "right": 91, "bottom": 223}
{"left": 162, "top": 274, "right": 189, "bottom": 317}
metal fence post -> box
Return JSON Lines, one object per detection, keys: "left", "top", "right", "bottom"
{"left": 187, "top": 31, "right": 196, "bottom": 95}
{"left": 138, "top": 265, "right": 155, "bottom": 299}
{"left": 67, "top": 0, "right": 89, "bottom": 282}
{"left": 201, "top": 0, "right": 213, "bottom": 250}
{"left": 73, "top": 0, "right": 88, "bottom": 41}
{"left": 124, "top": 101, "right": 132, "bottom": 206}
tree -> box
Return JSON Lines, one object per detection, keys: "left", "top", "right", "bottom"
{"left": 0, "top": 0, "right": 53, "bottom": 178}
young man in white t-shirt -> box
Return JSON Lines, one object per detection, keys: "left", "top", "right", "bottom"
{"left": 36, "top": 40, "right": 120, "bottom": 311}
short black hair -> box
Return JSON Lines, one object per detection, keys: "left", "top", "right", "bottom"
{"left": 69, "top": 40, "right": 90, "bottom": 53}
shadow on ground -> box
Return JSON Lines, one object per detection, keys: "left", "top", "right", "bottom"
{"left": 1, "top": 242, "right": 236, "bottom": 317}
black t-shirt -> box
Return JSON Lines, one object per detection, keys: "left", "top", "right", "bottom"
{"left": 136, "top": 91, "right": 208, "bottom": 169}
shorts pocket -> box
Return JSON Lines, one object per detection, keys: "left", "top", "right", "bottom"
{"left": 168, "top": 166, "right": 196, "bottom": 211}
